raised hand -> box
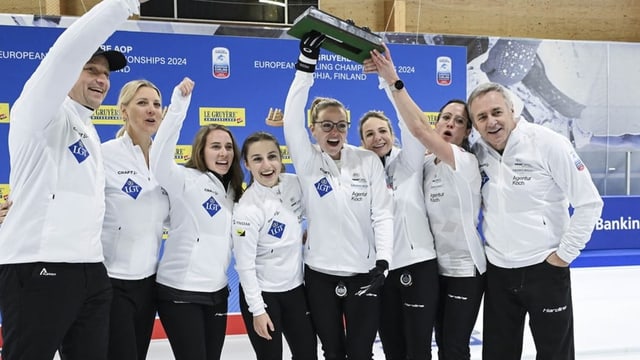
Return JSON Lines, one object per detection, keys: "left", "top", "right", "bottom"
{"left": 177, "top": 77, "right": 195, "bottom": 97}
{"left": 295, "top": 31, "right": 326, "bottom": 73}
{"left": 368, "top": 43, "right": 399, "bottom": 85}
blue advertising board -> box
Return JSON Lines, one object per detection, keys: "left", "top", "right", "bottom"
{"left": 0, "top": 24, "right": 466, "bottom": 316}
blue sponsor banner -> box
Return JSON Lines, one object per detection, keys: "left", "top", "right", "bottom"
{"left": 588, "top": 196, "right": 640, "bottom": 250}
{"left": 0, "top": 24, "right": 466, "bottom": 317}
{"left": 0, "top": 24, "right": 466, "bottom": 182}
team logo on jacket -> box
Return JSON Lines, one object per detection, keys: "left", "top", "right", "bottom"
{"left": 314, "top": 177, "right": 332, "bottom": 197}
{"left": 68, "top": 139, "right": 90, "bottom": 163}
{"left": 570, "top": 151, "right": 585, "bottom": 171}
{"left": 480, "top": 170, "right": 490, "bottom": 188}
{"left": 203, "top": 196, "right": 222, "bottom": 217}
{"left": 121, "top": 178, "right": 142, "bottom": 199}
{"left": 268, "top": 220, "right": 285, "bottom": 239}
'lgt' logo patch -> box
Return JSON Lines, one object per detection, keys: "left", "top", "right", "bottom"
{"left": 202, "top": 196, "right": 221, "bottom": 217}
{"left": 314, "top": 177, "right": 332, "bottom": 197}
{"left": 121, "top": 178, "right": 142, "bottom": 199}
{"left": 68, "top": 139, "right": 90, "bottom": 163}
{"left": 268, "top": 220, "right": 286, "bottom": 239}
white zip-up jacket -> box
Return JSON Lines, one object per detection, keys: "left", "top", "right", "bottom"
{"left": 473, "top": 119, "right": 603, "bottom": 268}
{"left": 424, "top": 144, "right": 486, "bottom": 276}
{"left": 232, "top": 173, "right": 305, "bottom": 315}
{"left": 150, "top": 87, "right": 232, "bottom": 293}
{"left": 0, "top": 0, "right": 137, "bottom": 264}
{"left": 101, "top": 131, "right": 170, "bottom": 280}
{"left": 283, "top": 71, "right": 394, "bottom": 274}
{"left": 379, "top": 80, "right": 436, "bottom": 270}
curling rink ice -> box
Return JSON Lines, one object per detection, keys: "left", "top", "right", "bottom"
{"left": 138, "top": 265, "right": 640, "bottom": 360}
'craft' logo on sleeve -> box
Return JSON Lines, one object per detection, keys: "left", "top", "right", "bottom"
{"left": 68, "top": 139, "right": 90, "bottom": 163}
{"left": 121, "top": 178, "right": 142, "bottom": 199}
{"left": 202, "top": 196, "right": 222, "bottom": 217}
{"left": 199, "top": 107, "right": 245, "bottom": 127}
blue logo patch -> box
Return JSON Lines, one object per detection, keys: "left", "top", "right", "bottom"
{"left": 202, "top": 196, "right": 221, "bottom": 217}
{"left": 121, "top": 178, "right": 142, "bottom": 199}
{"left": 68, "top": 139, "right": 90, "bottom": 163}
{"left": 314, "top": 177, "right": 333, "bottom": 197}
{"left": 480, "top": 170, "right": 490, "bottom": 188}
{"left": 268, "top": 220, "right": 286, "bottom": 239}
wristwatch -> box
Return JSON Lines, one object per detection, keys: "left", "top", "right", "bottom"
{"left": 391, "top": 79, "right": 404, "bottom": 91}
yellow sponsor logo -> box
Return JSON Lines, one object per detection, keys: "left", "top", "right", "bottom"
{"left": 0, "top": 184, "right": 10, "bottom": 203}
{"left": 92, "top": 105, "right": 123, "bottom": 125}
{"left": 280, "top": 145, "right": 292, "bottom": 165}
{"left": 174, "top": 145, "right": 192, "bottom": 164}
{"left": 199, "top": 107, "right": 246, "bottom": 127}
{"left": 0, "top": 103, "right": 9, "bottom": 123}
{"left": 307, "top": 109, "right": 351, "bottom": 127}
{"left": 424, "top": 112, "right": 439, "bottom": 128}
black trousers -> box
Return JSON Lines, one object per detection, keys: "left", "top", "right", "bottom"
{"left": 107, "top": 275, "right": 157, "bottom": 360}
{"left": 434, "top": 271, "right": 485, "bottom": 360}
{"left": 304, "top": 266, "right": 380, "bottom": 360}
{"left": 239, "top": 284, "right": 317, "bottom": 360}
{"left": 482, "top": 261, "right": 575, "bottom": 360}
{"left": 0, "top": 262, "right": 112, "bottom": 360}
{"left": 378, "top": 259, "right": 439, "bottom": 360}
{"left": 157, "top": 298, "right": 227, "bottom": 360}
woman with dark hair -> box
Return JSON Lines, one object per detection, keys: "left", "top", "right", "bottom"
{"left": 366, "top": 44, "right": 486, "bottom": 360}
{"left": 232, "top": 131, "right": 317, "bottom": 360}
{"left": 150, "top": 78, "right": 243, "bottom": 360}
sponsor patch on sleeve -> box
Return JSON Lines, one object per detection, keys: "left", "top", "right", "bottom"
{"left": 570, "top": 151, "right": 585, "bottom": 171}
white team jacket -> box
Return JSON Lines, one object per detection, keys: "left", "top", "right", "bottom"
{"left": 101, "top": 132, "right": 170, "bottom": 280}
{"left": 0, "top": 0, "right": 136, "bottom": 264}
{"left": 473, "top": 119, "right": 603, "bottom": 268}
{"left": 424, "top": 144, "right": 486, "bottom": 276}
{"left": 379, "top": 80, "right": 436, "bottom": 270}
{"left": 283, "top": 71, "right": 394, "bottom": 274}
{"left": 232, "top": 173, "right": 305, "bottom": 315}
{"left": 150, "top": 88, "right": 232, "bottom": 293}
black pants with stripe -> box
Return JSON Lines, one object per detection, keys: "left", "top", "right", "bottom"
{"left": 0, "top": 262, "right": 112, "bottom": 360}
{"left": 378, "top": 259, "right": 440, "bottom": 360}
{"left": 107, "top": 275, "right": 157, "bottom": 360}
{"left": 434, "top": 271, "right": 485, "bottom": 360}
{"left": 482, "top": 261, "right": 575, "bottom": 360}
{"left": 157, "top": 298, "right": 227, "bottom": 360}
{"left": 239, "top": 284, "right": 317, "bottom": 360}
{"left": 304, "top": 266, "right": 380, "bottom": 360}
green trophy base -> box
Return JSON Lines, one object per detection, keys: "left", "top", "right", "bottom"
{"left": 287, "top": 7, "right": 384, "bottom": 64}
